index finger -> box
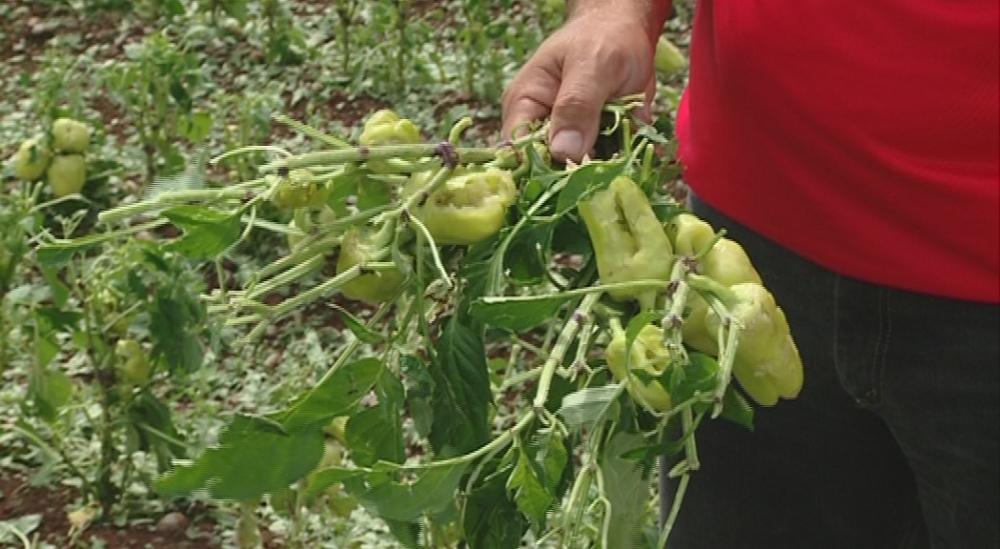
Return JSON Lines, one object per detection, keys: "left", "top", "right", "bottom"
{"left": 501, "top": 63, "right": 561, "bottom": 139}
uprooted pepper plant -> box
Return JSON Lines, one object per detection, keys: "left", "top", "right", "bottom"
{"left": 31, "top": 98, "right": 803, "bottom": 548}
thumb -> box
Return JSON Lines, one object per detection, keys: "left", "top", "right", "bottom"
{"left": 548, "top": 58, "right": 623, "bottom": 162}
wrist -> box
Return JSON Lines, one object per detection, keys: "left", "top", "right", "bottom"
{"left": 566, "top": 0, "right": 671, "bottom": 43}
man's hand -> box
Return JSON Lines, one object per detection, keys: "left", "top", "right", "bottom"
{"left": 501, "top": 2, "right": 670, "bottom": 162}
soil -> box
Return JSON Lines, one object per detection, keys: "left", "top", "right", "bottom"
{"left": 0, "top": 473, "right": 219, "bottom": 548}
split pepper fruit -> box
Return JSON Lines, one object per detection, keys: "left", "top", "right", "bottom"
{"left": 336, "top": 227, "right": 405, "bottom": 304}
{"left": 271, "top": 168, "right": 331, "bottom": 210}
{"left": 578, "top": 176, "right": 673, "bottom": 310}
{"left": 406, "top": 167, "right": 517, "bottom": 245}
{"left": 359, "top": 110, "right": 421, "bottom": 174}
{"left": 704, "top": 282, "right": 804, "bottom": 406}
{"left": 606, "top": 323, "right": 672, "bottom": 413}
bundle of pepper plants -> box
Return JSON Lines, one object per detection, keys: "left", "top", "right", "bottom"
{"left": 36, "top": 98, "right": 803, "bottom": 548}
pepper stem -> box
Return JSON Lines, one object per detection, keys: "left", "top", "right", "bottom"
{"left": 686, "top": 273, "right": 740, "bottom": 308}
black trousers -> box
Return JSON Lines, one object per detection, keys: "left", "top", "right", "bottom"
{"left": 662, "top": 198, "right": 1000, "bottom": 549}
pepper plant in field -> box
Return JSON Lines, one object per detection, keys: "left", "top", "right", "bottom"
{"left": 36, "top": 99, "right": 803, "bottom": 548}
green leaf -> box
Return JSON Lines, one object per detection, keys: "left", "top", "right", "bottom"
{"left": 400, "top": 355, "right": 434, "bottom": 438}
{"left": 357, "top": 176, "right": 394, "bottom": 211}
{"left": 720, "top": 385, "right": 755, "bottom": 431}
{"left": 619, "top": 429, "right": 694, "bottom": 462}
{"left": 535, "top": 429, "right": 568, "bottom": 494}
{"left": 127, "top": 391, "right": 186, "bottom": 471}
{"left": 155, "top": 414, "right": 324, "bottom": 500}
{"left": 384, "top": 520, "right": 421, "bottom": 549}
{"left": 36, "top": 236, "right": 105, "bottom": 268}
{"left": 554, "top": 160, "right": 626, "bottom": 215}
{"left": 156, "top": 360, "right": 379, "bottom": 500}
{"left": 35, "top": 307, "right": 81, "bottom": 334}
{"left": 463, "top": 467, "right": 526, "bottom": 549}
{"left": 181, "top": 111, "right": 213, "bottom": 142}
{"left": 668, "top": 352, "right": 719, "bottom": 405}
{"left": 302, "top": 466, "right": 366, "bottom": 501}
{"left": 26, "top": 370, "right": 73, "bottom": 422}
{"left": 345, "top": 405, "right": 405, "bottom": 467}
{"left": 39, "top": 265, "right": 70, "bottom": 307}
{"left": 601, "top": 432, "right": 650, "bottom": 548}
{"left": 149, "top": 294, "right": 203, "bottom": 372}
{"left": 325, "top": 171, "right": 361, "bottom": 217}
{"left": 0, "top": 513, "right": 42, "bottom": 545}
{"left": 506, "top": 445, "right": 553, "bottom": 526}
{"left": 505, "top": 223, "right": 554, "bottom": 285}
{"left": 222, "top": 0, "right": 249, "bottom": 20}
{"left": 343, "top": 463, "right": 469, "bottom": 522}
{"left": 281, "top": 358, "right": 383, "bottom": 430}
{"left": 428, "top": 316, "right": 491, "bottom": 454}
{"left": 128, "top": 390, "right": 185, "bottom": 472}
{"left": 557, "top": 385, "right": 622, "bottom": 431}
{"left": 162, "top": 206, "right": 242, "bottom": 259}
{"left": 468, "top": 293, "right": 573, "bottom": 332}
{"left": 330, "top": 305, "right": 385, "bottom": 344}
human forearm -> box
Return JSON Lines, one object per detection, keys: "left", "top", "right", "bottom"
{"left": 567, "top": 0, "right": 672, "bottom": 42}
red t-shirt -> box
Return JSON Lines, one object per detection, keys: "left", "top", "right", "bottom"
{"left": 676, "top": 0, "right": 999, "bottom": 303}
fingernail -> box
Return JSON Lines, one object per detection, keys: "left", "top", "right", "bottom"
{"left": 550, "top": 129, "right": 584, "bottom": 161}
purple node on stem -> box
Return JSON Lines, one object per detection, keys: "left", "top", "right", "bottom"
{"left": 681, "top": 256, "right": 700, "bottom": 273}
{"left": 434, "top": 141, "right": 458, "bottom": 168}
{"left": 666, "top": 280, "right": 679, "bottom": 296}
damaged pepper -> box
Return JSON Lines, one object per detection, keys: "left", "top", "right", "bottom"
{"left": 271, "top": 168, "right": 331, "bottom": 210}
{"left": 336, "top": 226, "right": 405, "bottom": 304}
{"left": 578, "top": 175, "right": 673, "bottom": 310}
{"left": 406, "top": 167, "right": 517, "bottom": 245}
{"left": 606, "top": 321, "right": 673, "bottom": 413}
{"left": 358, "top": 110, "right": 422, "bottom": 174}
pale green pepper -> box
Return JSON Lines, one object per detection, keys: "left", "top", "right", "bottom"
{"left": 358, "top": 110, "right": 422, "bottom": 174}
{"left": 665, "top": 212, "right": 714, "bottom": 257}
{"left": 336, "top": 227, "right": 405, "bottom": 304}
{"left": 704, "top": 282, "right": 804, "bottom": 405}
{"left": 407, "top": 168, "right": 517, "bottom": 245}
{"left": 52, "top": 118, "right": 91, "bottom": 153}
{"left": 11, "top": 137, "right": 51, "bottom": 182}
{"left": 655, "top": 35, "right": 688, "bottom": 76}
{"left": 271, "top": 168, "right": 331, "bottom": 210}
{"left": 578, "top": 176, "right": 673, "bottom": 310}
{"left": 606, "top": 322, "right": 672, "bottom": 413}
{"left": 677, "top": 233, "right": 761, "bottom": 355}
